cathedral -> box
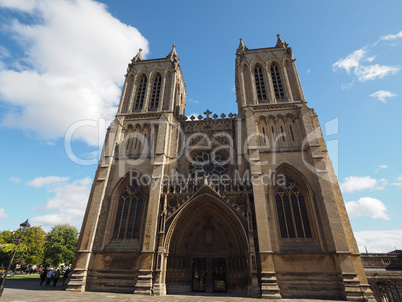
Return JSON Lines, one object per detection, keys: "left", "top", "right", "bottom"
{"left": 67, "top": 35, "right": 374, "bottom": 301}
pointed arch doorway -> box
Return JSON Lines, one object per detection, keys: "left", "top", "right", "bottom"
{"left": 164, "top": 191, "right": 250, "bottom": 295}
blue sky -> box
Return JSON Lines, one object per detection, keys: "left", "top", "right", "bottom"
{"left": 0, "top": 0, "right": 401, "bottom": 252}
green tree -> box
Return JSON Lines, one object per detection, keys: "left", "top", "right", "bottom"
{"left": 0, "top": 230, "right": 15, "bottom": 244}
{"left": 0, "top": 243, "right": 18, "bottom": 267}
{"left": 22, "top": 226, "right": 46, "bottom": 266}
{"left": 43, "top": 224, "right": 78, "bottom": 267}
{"left": 0, "top": 230, "right": 25, "bottom": 268}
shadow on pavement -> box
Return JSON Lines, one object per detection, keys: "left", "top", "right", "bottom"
{"left": 4, "top": 279, "right": 65, "bottom": 291}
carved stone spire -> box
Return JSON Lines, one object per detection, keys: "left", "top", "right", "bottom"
{"left": 167, "top": 44, "right": 178, "bottom": 59}
{"left": 237, "top": 38, "right": 248, "bottom": 53}
{"left": 275, "top": 34, "right": 288, "bottom": 49}
{"left": 167, "top": 44, "right": 179, "bottom": 71}
{"left": 126, "top": 48, "right": 143, "bottom": 75}
{"left": 133, "top": 48, "right": 143, "bottom": 61}
{"left": 236, "top": 38, "right": 248, "bottom": 65}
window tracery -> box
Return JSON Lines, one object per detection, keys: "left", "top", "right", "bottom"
{"left": 112, "top": 179, "right": 145, "bottom": 239}
{"left": 149, "top": 73, "right": 161, "bottom": 110}
{"left": 275, "top": 176, "right": 312, "bottom": 239}
{"left": 133, "top": 74, "right": 147, "bottom": 111}
{"left": 189, "top": 150, "right": 229, "bottom": 178}
{"left": 254, "top": 65, "right": 267, "bottom": 102}
{"left": 270, "top": 64, "right": 285, "bottom": 100}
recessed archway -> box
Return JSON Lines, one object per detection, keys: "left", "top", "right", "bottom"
{"left": 164, "top": 192, "right": 250, "bottom": 295}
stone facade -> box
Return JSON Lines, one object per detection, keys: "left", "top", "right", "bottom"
{"left": 67, "top": 36, "right": 374, "bottom": 301}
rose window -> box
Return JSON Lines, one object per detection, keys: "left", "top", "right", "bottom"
{"left": 189, "top": 150, "right": 229, "bottom": 178}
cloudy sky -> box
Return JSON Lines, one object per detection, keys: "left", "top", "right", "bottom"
{"left": 1, "top": 0, "right": 402, "bottom": 253}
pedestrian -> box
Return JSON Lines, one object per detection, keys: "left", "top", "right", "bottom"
{"left": 62, "top": 267, "right": 71, "bottom": 286}
{"left": 40, "top": 269, "right": 47, "bottom": 286}
{"left": 45, "top": 269, "right": 53, "bottom": 286}
{"left": 53, "top": 269, "right": 60, "bottom": 286}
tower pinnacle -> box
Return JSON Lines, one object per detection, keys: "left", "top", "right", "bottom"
{"left": 133, "top": 48, "right": 143, "bottom": 61}
{"left": 237, "top": 38, "right": 248, "bottom": 53}
{"left": 275, "top": 34, "right": 288, "bottom": 48}
{"left": 167, "top": 44, "right": 178, "bottom": 59}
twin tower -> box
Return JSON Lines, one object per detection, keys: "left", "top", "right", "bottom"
{"left": 67, "top": 35, "right": 374, "bottom": 301}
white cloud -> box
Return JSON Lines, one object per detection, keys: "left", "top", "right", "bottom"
{"left": 340, "top": 81, "right": 354, "bottom": 90}
{"left": 378, "top": 165, "right": 388, "bottom": 169}
{"left": 0, "top": 45, "right": 10, "bottom": 59}
{"left": 356, "top": 65, "right": 399, "bottom": 81}
{"left": 30, "top": 177, "right": 92, "bottom": 231}
{"left": 333, "top": 49, "right": 366, "bottom": 73}
{"left": 0, "top": 0, "right": 149, "bottom": 146}
{"left": 390, "top": 175, "right": 402, "bottom": 187}
{"left": 365, "top": 56, "right": 376, "bottom": 63}
{"left": 346, "top": 197, "right": 390, "bottom": 220}
{"left": 187, "top": 99, "right": 200, "bottom": 104}
{"left": 340, "top": 176, "right": 387, "bottom": 193}
{"left": 377, "top": 31, "right": 402, "bottom": 44}
{"left": 10, "top": 176, "right": 21, "bottom": 183}
{"left": 354, "top": 230, "right": 402, "bottom": 253}
{"left": 26, "top": 176, "right": 69, "bottom": 188}
{"left": 0, "top": 0, "right": 37, "bottom": 12}
{"left": 0, "top": 208, "right": 9, "bottom": 219}
{"left": 333, "top": 38, "right": 400, "bottom": 83}
{"left": 370, "top": 90, "right": 397, "bottom": 103}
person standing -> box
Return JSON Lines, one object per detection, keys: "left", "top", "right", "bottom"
{"left": 45, "top": 269, "right": 53, "bottom": 286}
{"left": 62, "top": 267, "right": 71, "bottom": 286}
{"left": 53, "top": 269, "right": 60, "bottom": 286}
{"left": 40, "top": 269, "right": 47, "bottom": 286}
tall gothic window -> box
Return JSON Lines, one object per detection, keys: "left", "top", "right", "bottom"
{"left": 254, "top": 65, "right": 267, "bottom": 102}
{"left": 275, "top": 176, "right": 312, "bottom": 239}
{"left": 149, "top": 73, "right": 162, "bottom": 111}
{"left": 271, "top": 64, "right": 285, "bottom": 100}
{"left": 112, "top": 179, "right": 145, "bottom": 239}
{"left": 133, "top": 74, "right": 147, "bottom": 111}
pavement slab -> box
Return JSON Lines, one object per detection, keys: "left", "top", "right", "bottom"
{"left": 1, "top": 280, "right": 344, "bottom": 302}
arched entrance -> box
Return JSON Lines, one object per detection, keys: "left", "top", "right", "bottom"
{"left": 164, "top": 192, "right": 250, "bottom": 295}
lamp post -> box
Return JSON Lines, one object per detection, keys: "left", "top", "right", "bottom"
{"left": 0, "top": 219, "right": 30, "bottom": 297}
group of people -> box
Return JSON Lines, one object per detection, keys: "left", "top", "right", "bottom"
{"left": 39, "top": 267, "right": 70, "bottom": 287}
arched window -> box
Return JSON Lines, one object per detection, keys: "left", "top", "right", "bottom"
{"left": 121, "top": 75, "right": 134, "bottom": 113}
{"left": 133, "top": 74, "right": 147, "bottom": 111}
{"left": 149, "top": 73, "right": 162, "bottom": 111}
{"left": 275, "top": 175, "right": 312, "bottom": 238}
{"left": 270, "top": 64, "right": 285, "bottom": 100}
{"left": 254, "top": 65, "right": 267, "bottom": 102}
{"left": 112, "top": 179, "right": 146, "bottom": 239}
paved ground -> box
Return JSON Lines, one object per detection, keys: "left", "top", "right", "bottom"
{"left": 1, "top": 279, "right": 344, "bottom": 302}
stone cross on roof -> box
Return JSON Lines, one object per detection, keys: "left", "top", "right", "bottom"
{"left": 204, "top": 109, "right": 212, "bottom": 119}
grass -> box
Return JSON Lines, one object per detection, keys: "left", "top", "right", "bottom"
{"left": 5, "top": 274, "right": 41, "bottom": 281}
{"left": 6, "top": 274, "right": 66, "bottom": 282}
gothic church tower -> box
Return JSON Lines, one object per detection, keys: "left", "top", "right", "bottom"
{"left": 67, "top": 36, "right": 374, "bottom": 301}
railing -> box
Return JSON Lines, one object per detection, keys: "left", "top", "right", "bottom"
{"left": 369, "top": 283, "right": 401, "bottom": 302}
